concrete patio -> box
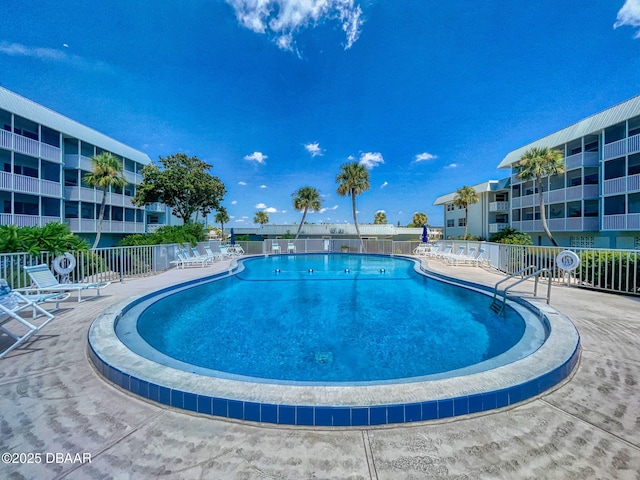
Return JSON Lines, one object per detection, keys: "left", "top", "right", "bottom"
{"left": 1, "top": 258, "right": 639, "bottom": 479}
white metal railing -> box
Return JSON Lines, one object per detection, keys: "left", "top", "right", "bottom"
{"left": 628, "top": 133, "right": 640, "bottom": 154}
{"left": 628, "top": 173, "right": 640, "bottom": 192}
{"left": 489, "top": 223, "right": 508, "bottom": 233}
{"left": 145, "top": 203, "right": 165, "bottom": 213}
{"left": 63, "top": 154, "right": 94, "bottom": 171}
{"left": 602, "top": 215, "right": 626, "bottom": 230}
{"left": 603, "top": 138, "right": 626, "bottom": 159}
{"left": 489, "top": 201, "right": 509, "bottom": 212}
{"left": 13, "top": 134, "right": 39, "bottom": 157}
{"left": 0, "top": 129, "right": 11, "bottom": 149}
{"left": 0, "top": 171, "right": 11, "bottom": 189}
{"left": 603, "top": 177, "right": 627, "bottom": 195}
{"left": 40, "top": 143, "right": 61, "bottom": 162}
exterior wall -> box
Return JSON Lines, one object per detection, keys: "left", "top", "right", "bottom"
{"left": 0, "top": 88, "right": 158, "bottom": 246}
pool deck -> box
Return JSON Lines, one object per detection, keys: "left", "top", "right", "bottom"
{"left": 1, "top": 257, "right": 639, "bottom": 479}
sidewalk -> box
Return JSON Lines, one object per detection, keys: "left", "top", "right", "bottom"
{"left": 1, "top": 258, "right": 639, "bottom": 479}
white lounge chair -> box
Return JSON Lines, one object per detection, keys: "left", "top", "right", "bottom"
{"left": 272, "top": 242, "right": 281, "bottom": 254}
{"left": 413, "top": 243, "right": 431, "bottom": 256}
{"left": 446, "top": 247, "right": 476, "bottom": 265}
{"left": 171, "top": 249, "right": 209, "bottom": 269}
{"left": 441, "top": 246, "right": 465, "bottom": 262}
{"left": 229, "top": 244, "right": 244, "bottom": 255}
{"left": 0, "top": 279, "right": 55, "bottom": 359}
{"left": 22, "top": 264, "right": 111, "bottom": 302}
{"left": 287, "top": 242, "right": 296, "bottom": 253}
{"left": 204, "top": 246, "right": 226, "bottom": 262}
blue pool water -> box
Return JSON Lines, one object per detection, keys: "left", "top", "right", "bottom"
{"left": 133, "top": 254, "right": 526, "bottom": 383}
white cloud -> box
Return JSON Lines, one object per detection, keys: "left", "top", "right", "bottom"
{"left": 0, "top": 41, "right": 113, "bottom": 73}
{"left": 304, "top": 142, "right": 323, "bottom": 157}
{"left": 376, "top": 209, "right": 385, "bottom": 214}
{"left": 615, "top": 0, "right": 640, "bottom": 38}
{"left": 225, "top": 0, "right": 364, "bottom": 52}
{"left": 380, "top": 181, "right": 388, "bottom": 188}
{"left": 244, "top": 151, "right": 268, "bottom": 164}
{"left": 260, "top": 184, "right": 267, "bottom": 189}
{"left": 264, "top": 206, "right": 278, "bottom": 213}
{"left": 235, "top": 218, "right": 245, "bottom": 223}
{"left": 319, "top": 204, "right": 339, "bottom": 213}
{"left": 255, "top": 202, "right": 267, "bottom": 208}
{"left": 444, "top": 163, "right": 458, "bottom": 169}
{"left": 231, "top": 200, "right": 238, "bottom": 205}
{"left": 359, "top": 152, "right": 384, "bottom": 169}
{"left": 238, "top": 181, "right": 247, "bottom": 186}
{"left": 414, "top": 152, "right": 437, "bottom": 162}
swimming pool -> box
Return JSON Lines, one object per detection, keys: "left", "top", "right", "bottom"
{"left": 127, "top": 255, "right": 529, "bottom": 383}
{"left": 88, "top": 254, "right": 581, "bottom": 426}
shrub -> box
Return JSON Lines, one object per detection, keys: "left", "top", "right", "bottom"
{"left": 489, "top": 227, "right": 533, "bottom": 245}
{"left": 0, "top": 223, "right": 88, "bottom": 255}
{"left": 119, "top": 224, "right": 207, "bottom": 247}
{"left": 579, "top": 250, "right": 640, "bottom": 293}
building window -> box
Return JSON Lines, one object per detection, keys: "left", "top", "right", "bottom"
{"left": 567, "top": 201, "right": 581, "bottom": 218}
{"left": 42, "top": 197, "right": 60, "bottom": 217}
{"left": 96, "top": 204, "right": 110, "bottom": 220}
{"left": 13, "top": 193, "right": 38, "bottom": 215}
{"left": 629, "top": 192, "right": 640, "bottom": 214}
{"left": 511, "top": 184, "right": 521, "bottom": 199}
{"left": 584, "top": 199, "right": 599, "bottom": 217}
{"left": 549, "top": 173, "right": 564, "bottom": 190}
{"left": 512, "top": 209, "right": 521, "bottom": 222}
{"left": 125, "top": 208, "right": 135, "bottom": 222}
{"left": 81, "top": 202, "right": 95, "bottom": 219}
{"left": 584, "top": 167, "right": 599, "bottom": 185}
{"left": 604, "top": 122, "right": 625, "bottom": 144}
{"left": 458, "top": 218, "right": 466, "bottom": 227}
{"left": 124, "top": 183, "right": 135, "bottom": 197}
{"left": 604, "top": 195, "right": 625, "bottom": 215}
{"left": 1, "top": 191, "right": 11, "bottom": 213}
{"left": 13, "top": 154, "right": 38, "bottom": 178}
{"left": 446, "top": 203, "right": 454, "bottom": 211}
{"left": 495, "top": 192, "right": 508, "bottom": 202}
{"left": 81, "top": 142, "right": 95, "bottom": 158}
{"left": 64, "top": 170, "right": 78, "bottom": 186}
{"left": 64, "top": 201, "right": 78, "bottom": 219}
{"left": 112, "top": 206, "right": 123, "bottom": 221}
{"left": 549, "top": 203, "right": 565, "bottom": 219}
{"left": 604, "top": 157, "right": 625, "bottom": 180}
{"left": 41, "top": 126, "right": 60, "bottom": 147}
{"left": 629, "top": 115, "right": 640, "bottom": 137}
{"left": 136, "top": 209, "right": 144, "bottom": 222}
{"left": 566, "top": 169, "right": 582, "bottom": 187}
{"left": 570, "top": 236, "right": 594, "bottom": 248}
{"left": 41, "top": 160, "right": 60, "bottom": 182}
{"left": 447, "top": 219, "right": 454, "bottom": 227}
{"left": 628, "top": 153, "right": 640, "bottom": 176}
{"left": 495, "top": 213, "right": 508, "bottom": 224}
{"left": 523, "top": 181, "right": 535, "bottom": 196}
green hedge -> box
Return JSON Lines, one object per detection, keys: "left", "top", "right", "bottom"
{"left": 579, "top": 251, "right": 640, "bottom": 293}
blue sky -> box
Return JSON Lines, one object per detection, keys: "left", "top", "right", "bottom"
{"left": 2, "top": 1, "right": 640, "bottom": 227}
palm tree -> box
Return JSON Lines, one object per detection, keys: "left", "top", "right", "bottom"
{"left": 254, "top": 211, "right": 269, "bottom": 225}
{"left": 412, "top": 212, "right": 427, "bottom": 227}
{"left": 292, "top": 186, "right": 322, "bottom": 239}
{"left": 514, "top": 147, "right": 565, "bottom": 246}
{"left": 373, "top": 211, "right": 387, "bottom": 224}
{"left": 214, "top": 206, "right": 229, "bottom": 241}
{"left": 84, "top": 152, "right": 127, "bottom": 249}
{"left": 453, "top": 185, "right": 479, "bottom": 239}
{"left": 336, "top": 162, "right": 370, "bottom": 251}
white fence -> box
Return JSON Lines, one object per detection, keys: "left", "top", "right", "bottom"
{"left": 1, "top": 239, "right": 637, "bottom": 296}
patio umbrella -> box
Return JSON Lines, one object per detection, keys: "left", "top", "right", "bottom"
{"left": 421, "top": 225, "right": 429, "bottom": 243}
{"left": 230, "top": 228, "right": 235, "bottom": 244}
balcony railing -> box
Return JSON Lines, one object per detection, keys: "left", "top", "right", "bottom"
{"left": 603, "top": 133, "right": 640, "bottom": 160}
{"left": 66, "top": 218, "right": 146, "bottom": 234}
{"left": 0, "top": 129, "right": 61, "bottom": 161}
{"left": 488, "top": 223, "right": 509, "bottom": 233}
{"left": 64, "top": 154, "right": 94, "bottom": 171}
{"left": 0, "top": 171, "right": 62, "bottom": 197}
{"left": 602, "top": 213, "right": 640, "bottom": 231}
{"left": 489, "top": 201, "right": 509, "bottom": 212}
{"left": 603, "top": 177, "right": 627, "bottom": 195}
{"left": 0, "top": 214, "right": 62, "bottom": 227}
{"left": 145, "top": 202, "right": 165, "bottom": 213}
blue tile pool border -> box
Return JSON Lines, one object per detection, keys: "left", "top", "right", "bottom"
{"left": 87, "top": 339, "right": 580, "bottom": 426}
{"left": 86, "top": 255, "right": 581, "bottom": 427}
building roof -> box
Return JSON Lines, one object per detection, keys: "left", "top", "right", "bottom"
{"left": 497, "top": 93, "right": 640, "bottom": 169}
{"left": 0, "top": 86, "right": 152, "bottom": 164}
{"left": 432, "top": 178, "right": 510, "bottom": 205}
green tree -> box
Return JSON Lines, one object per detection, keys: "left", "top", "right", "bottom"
{"left": 0, "top": 223, "right": 88, "bottom": 255}
{"left": 254, "top": 211, "right": 269, "bottom": 225}
{"left": 133, "top": 153, "right": 226, "bottom": 225}
{"left": 489, "top": 226, "right": 533, "bottom": 245}
{"left": 513, "top": 147, "right": 565, "bottom": 246}
{"left": 373, "top": 211, "right": 387, "bottom": 224}
{"left": 336, "top": 162, "right": 370, "bottom": 251}
{"left": 411, "top": 212, "right": 427, "bottom": 227}
{"left": 292, "top": 186, "right": 322, "bottom": 239}
{"left": 84, "top": 152, "right": 128, "bottom": 249}
{"left": 453, "top": 185, "right": 479, "bottom": 239}
{"left": 214, "top": 206, "right": 230, "bottom": 241}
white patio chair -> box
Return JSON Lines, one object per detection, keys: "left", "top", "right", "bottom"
{"left": 22, "top": 264, "right": 111, "bottom": 302}
{"left": 272, "top": 242, "right": 281, "bottom": 254}
{"left": 446, "top": 247, "right": 476, "bottom": 266}
{"left": 413, "top": 243, "right": 431, "bottom": 256}
{"left": 0, "top": 279, "right": 55, "bottom": 360}
{"left": 287, "top": 242, "right": 296, "bottom": 253}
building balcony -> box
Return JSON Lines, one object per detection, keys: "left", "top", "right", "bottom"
{"left": 64, "top": 154, "right": 94, "bottom": 171}
{"left": 0, "top": 213, "right": 62, "bottom": 227}
{"left": 66, "top": 218, "right": 145, "bottom": 234}
{"left": 602, "top": 133, "right": 640, "bottom": 160}
{"left": 565, "top": 151, "right": 600, "bottom": 169}
{"left": 64, "top": 187, "right": 138, "bottom": 208}
{"left": 0, "top": 129, "right": 62, "bottom": 162}
{"left": 489, "top": 201, "right": 509, "bottom": 212}
{"left": 0, "top": 171, "right": 62, "bottom": 197}
{"left": 145, "top": 202, "right": 166, "bottom": 213}
{"left": 514, "top": 217, "right": 599, "bottom": 233}
{"left": 146, "top": 224, "right": 164, "bottom": 233}
{"left": 602, "top": 213, "right": 640, "bottom": 231}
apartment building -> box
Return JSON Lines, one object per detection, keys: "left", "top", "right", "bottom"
{"left": 499, "top": 94, "right": 640, "bottom": 249}
{"left": 435, "top": 94, "right": 640, "bottom": 249}
{"left": 433, "top": 179, "right": 510, "bottom": 240}
{"left": 0, "top": 87, "right": 171, "bottom": 246}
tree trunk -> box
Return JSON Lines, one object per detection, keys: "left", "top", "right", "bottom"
{"left": 537, "top": 177, "right": 558, "bottom": 246}
{"left": 295, "top": 208, "right": 308, "bottom": 240}
{"left": 464, "top": 206, "right": 469, "bottom": 239}
{"left": 351, "top": 192, "right": 363, "bottom": 252}
{"left": 93, "top": 188, "right": 107, "bottom": 249}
